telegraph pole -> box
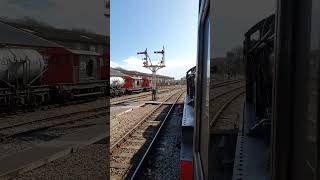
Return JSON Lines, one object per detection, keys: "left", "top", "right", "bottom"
{"left": 137, "top": 46, "right": 165, "bottom": 101}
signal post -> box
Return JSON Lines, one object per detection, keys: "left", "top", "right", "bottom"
{"left": 137, "top": 46, "right": 166, "bottom": 101}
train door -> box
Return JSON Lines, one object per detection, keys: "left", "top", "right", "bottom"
{"left": 193, "top": 0, "right": 210, "bottom": 179}
{"left": 272, "top": 0, "right": 320, "bottom": 179}
{"left": 79, "top": 55, "right": 98, "bottom": 81}
{"left": 136, "top": 78, "right": 140, "bottom": 88}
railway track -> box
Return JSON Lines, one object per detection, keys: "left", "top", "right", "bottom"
{"left": 110, "top": 88, "right": 174, "bottom": 106}
{"left": 111, "top": 94, "right": 152, "bottom": 106}
{"left": 130, "top": 92, "right": 186, "bottom": 180}
{"left": 110, "top": 88, "right": 184, "bottom": 145}
{"left": 211, "top": 79, "right": 243, "bottom": 88}
{"left": 110, "top": 90, "right": 184, "bottom": 180}
{"left": 0, "top": 96, "right": 106, "bottom": 117}
{"left": 210, "top": 85, "right": 245, "bottom": 129}
{"left": 0, "top": 106, "right": 107, "bottom": 141}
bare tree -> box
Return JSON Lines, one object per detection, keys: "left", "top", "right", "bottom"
{"left": 225, "top": 45, "right": 244, "bottom": 77}
{"left": 16, "top": 16, "right": 53, "bottom": 27}
{"left": 70, "top": 28, "right": 94, "bottom": 34}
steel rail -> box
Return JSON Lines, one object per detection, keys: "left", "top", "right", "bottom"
{"left": 110, "top": 94, "right": 151, "bottom": 106}
{"left": 212, "top": 86, "right": 244, "bottom": 100}
{"left": 110, "top": 88, "right": 172, "bottom": 105}
{"left": 0, "top": 107, "right": 107, "bottom": 140}
{"left": 211, "top": 79, "right": 243, "bottom": 88}
{"left": 0, "top": 96, "right": 104, "bottom": 117}
{"left": 110, "top": 89, "right": 182, "bottom": 151}
{"left": 0, "top": 106, "right": 107, "bottom": 131}
{"left": 210, "top": 90, "right": 245, "bottom": 128}
{"left": 129, "top": 90, "right": 185, "bottom": 180}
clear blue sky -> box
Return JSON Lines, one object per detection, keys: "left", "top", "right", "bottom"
{"left": 111, "top": 0, "right": 199, "bottom": 79}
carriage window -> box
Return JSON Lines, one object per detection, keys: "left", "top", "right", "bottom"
{"left": 210, "top": 1, "right": 274, "bottom": 179}
{"left": 305, "top": 0, "right": 320, "bottom": 176}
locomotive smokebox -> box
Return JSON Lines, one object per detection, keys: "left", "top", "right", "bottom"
{"left": 0, "top": 48, "right": 45, "bottom": 86}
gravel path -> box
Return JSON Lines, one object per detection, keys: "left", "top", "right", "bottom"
{"left": 0, "top": 97, "right": 109, "bottom": 159}
{"left": 110, "top": 104, "right": 156, "bottom": 145}
{"left": 14, "top": 143, "right": 108, "bottom": 180}
{"left": 8, "top": 103, "right": 110, "bottom": 180}
{"left": 110, "top": 89, "right": 180, "bottom": 118}
{"left": 0, "top": 115, "right": 108, "bottom": 159}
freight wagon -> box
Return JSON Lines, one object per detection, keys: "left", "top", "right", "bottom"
{"left": 0, "top": 47, "right": 108, "bottom": 112}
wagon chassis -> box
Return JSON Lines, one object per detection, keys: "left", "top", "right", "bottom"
{"left": 0, "top": 80, "right": 108, "bottom": 113}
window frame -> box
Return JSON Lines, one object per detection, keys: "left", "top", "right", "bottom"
{"left": 271, "top": 0, "right": 319, "bottom": 179}
{"left": 193, "top": 0, "right": 210, "bottom": 179}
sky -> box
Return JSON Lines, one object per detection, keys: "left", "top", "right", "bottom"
{"left": 0, "top": 0, "right": 107, "bottom": 35}
{"left": 111, "top": 0, "right": 199, "bottom": 80}
{"left": 211, "top": 0, "right": 275, "bottom": 57}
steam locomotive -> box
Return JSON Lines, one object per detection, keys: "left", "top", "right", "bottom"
{"left": 181, "top": 0, "right": 319, "bottom": 179}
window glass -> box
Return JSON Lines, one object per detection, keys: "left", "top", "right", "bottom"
{"left": 306, "top": 0, "right": 320, "bottom": 176}
{"left": 199, "top": 15, "right": 210, "bottom": 178}
{"left": 209, "top": 0, "right": 274, "bottom": 179}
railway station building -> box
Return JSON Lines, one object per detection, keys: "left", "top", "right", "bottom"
{"left": 112, "top": 68, "right": 175, "bottom": 86}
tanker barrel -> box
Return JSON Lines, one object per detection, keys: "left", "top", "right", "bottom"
{"left": 110, "top": 77, "right": 125, "bottom": 88}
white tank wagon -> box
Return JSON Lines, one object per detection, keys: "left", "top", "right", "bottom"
{"left": 110, "top": 76, "right": 125, "bottom": 88}
{"left": 0, "top": 48, "right": 45, "bottom": 88}
{"left": 110, "top": 76, "right": 125, "bottom": 96}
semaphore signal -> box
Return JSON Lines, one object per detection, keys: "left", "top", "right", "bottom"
{"left": 137, "top": 46, "right": 166, "bottom": 100}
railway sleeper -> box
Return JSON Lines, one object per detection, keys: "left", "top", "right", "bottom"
{"left": 130, "top": 133, "right": 154, "bottom": 138}
{"left": 134, "top": 129, "right": 155, "bottom": 135}
{"left": 127, "top": 139, "right": 148, "bottom": 144}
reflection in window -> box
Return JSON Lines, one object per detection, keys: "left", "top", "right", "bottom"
{"left": 306, "top": 0, "right": 319, "bottom": 176}
{"left": 199, "top": 15, "right": 210, "bottom": 179}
